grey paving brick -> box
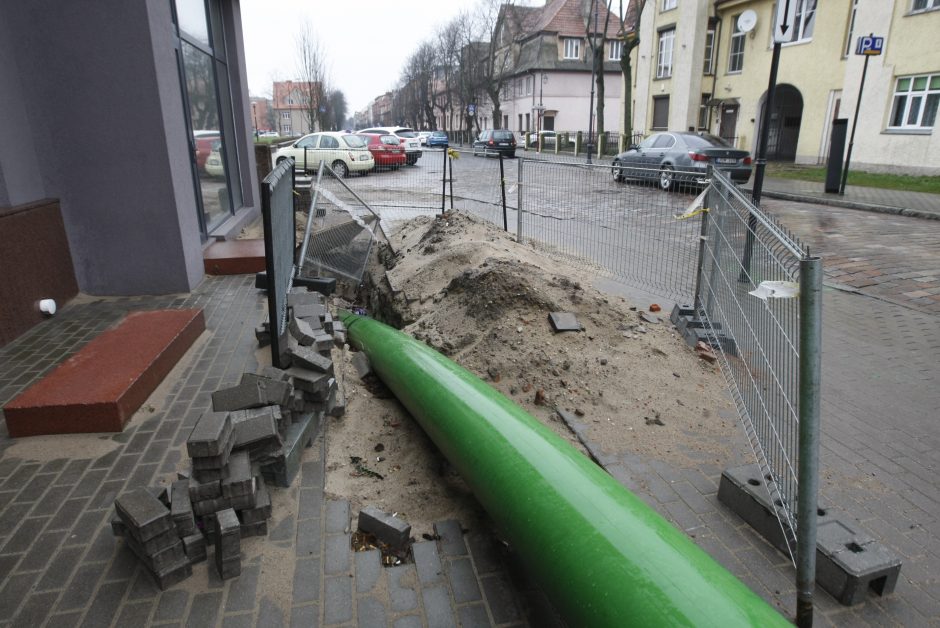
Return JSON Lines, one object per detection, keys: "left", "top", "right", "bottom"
{"left": 0, "top": 502, "right": 32, "bottom": 542}
{"left": 325, "top": 500, "right": 349, "bottom": 533}
{"left": 29, "top": 485, "right": 73, "bottom": 518}
{"left": 222, "top": 612, "right": 256, "bottom": 628}
{"left": 66, "top": 509, "right": 108, "bottom": 546}
{"left": 355, "top": 549, "right": 382, "bottom": 594}
{"left": 56, "top": 562, "right": 107, "bottom": 612}
{"left": 46, "top": 498, "right": 88, "bottom": 532}
{"left": 13, "top": 472, "right": 57, "bottom": 503}
{"left": 224, "top": 563, "right": 260, "bottom": 612}
{"left": 358, "top": 507, "right": 410, "bottom": 549}
{"left": 126, "top": 463, "right": 159, "bottom": 490}
{"left": 70, "top": 469, "right": 108, "bottom": 499}
{"left": 35, "top": 546, "right": 84, "bottom": 591}
{"left": 392, "top": 616, "right": 422, "bottom": 628}
{"left": 299, "top": 489, "right": 322, "bottom": 521}
{"left": 89, "top": 479, "right": 127, "bottom": 511}
{"left": 432, "top": 521, "right": 467, "bottom": 557}
{"left": 446, "top": 557, "right": 482, "bottom": 603}
{"left": 185, "top": 591, "right": 224, "bottom": 628}
{"left": 11, "top": 590, "right": 60, "bottom": 627}
{"left": 1, "top": 463, "right": 40, "bottom": 492}
{"left": 15, "top": 530, "right": 62, "bottom": 572}
{"left": 465, "top": 532, "right": 501, "bottom": 576}
{"left": 45, "top": 611, "right": 85, "bottom": 628}
{"left": 258, "top": 595, "right": 286, "bottom": 628}
{"left": 323, "top": 576, "right": 352, "bottom": 625}
{"left": 456, "top": 603, "right": 491, "bottom": 628}
{"left": 412, "top": 541, "right": 443, "bottom": 585}
{"left": 0, "top": 572, "right": 41, "bottom": 621}
{"left": 78, "top": 580, "right": 129, "bottom": 628}
{"left": 1, "top": 517, "right": 48, "bottom": 555}
{"left": 153, "top": 589, "right": 190, "bottom": 623}
{"left": 387, "top": 565, "right": 418, "bottom": 613}
{"left": 323, "top": 533, "right": 351, "bottom": 575}
{"left": 105, "top": 546, "right": 141, "bottom": 583}
{"left": 290, "top": 604, "right": 320, "bottom": 628}
{"left": 269, "top": 514, "right": 295, "bottom": 543}
{"left": 292, "top": 557, "right": 321, "bottom": 605}
{"left": 421, "top": 586, "right": 456, "bottom": 628}
{"left": 356, "top": 595, "right": 387, "bottom": 628}
{"left": 40, "top": 458, "right": 68, "bottom": 474}
{"left": 296, "top": 517, "right": 321, "bottom": 558}
{"left": 480, "top": 574, "right": 521, "bottom": 624}
{"left": 300, "top": 461, "right": 324, "bottom": 490}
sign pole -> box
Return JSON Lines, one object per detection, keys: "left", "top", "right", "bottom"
{"left": 840, "top": 33, "right": 881, "bottom": 195}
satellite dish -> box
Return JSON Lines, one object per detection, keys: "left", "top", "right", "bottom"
{"left": 737, "top": 10, "right": 758, "bottom": 33}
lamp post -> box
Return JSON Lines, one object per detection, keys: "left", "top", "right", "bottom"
{"left": 252, "top": 102, "right": 259, "bottom": 139}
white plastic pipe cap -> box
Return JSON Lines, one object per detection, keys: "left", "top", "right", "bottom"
{"left": 39, "top": 299, "right": 57, "bottom": 315}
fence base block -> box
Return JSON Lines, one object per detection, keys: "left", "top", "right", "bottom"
{"left": 670, "top": 305, "right": 734, "bottom": 356}
{"left": 718, "top": 464, "right": 902, "bottom": 606}
{"left": 254, "top": 271, "right": 336, "bottom": 296}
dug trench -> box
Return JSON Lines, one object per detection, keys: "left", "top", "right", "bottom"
{"left": 323, "top": 210, "right": 740, "bottom": 548}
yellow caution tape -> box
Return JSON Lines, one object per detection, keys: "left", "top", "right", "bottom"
{"left": 447, "top": 148, "right": 460, "bottom": 160}
{"left": 675, "top": 207, "right": 709, "bottom": 220}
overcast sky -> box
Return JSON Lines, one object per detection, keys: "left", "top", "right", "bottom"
{"left": 240, "top": 0, "right": 496, "bottom": 113}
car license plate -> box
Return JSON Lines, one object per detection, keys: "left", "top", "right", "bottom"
{"left": 498, "top": 142, "right": 508, "bottom": 146}
{"left": 716, "top": 158, "right": 737, "bottom": 164}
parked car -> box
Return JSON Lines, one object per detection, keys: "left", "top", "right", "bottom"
{"left": 193, "top": 130, "right": 220, "bottom": 172}
{"left": 273, "top": 131, "right": 374, "bottom": 177}
{"left": 204, "top": 140, "right": 225, "bottom": 178}
{"left": 416, "top": 131, "right": 432, "bottom": 146}
{"left": 357, "top": 126, "right": 422, "bottom": 165}
{"left": 358, "top": 133, "right": 406, "bottom": 169}
{"left": 527, "top": 130, "right": 569, "bottom": 147}
{"left": 426, "top": 131, "right": 449, "bottom": 148}
{"left": 472, "top": 129, "right": 517, "bottom": 158}
{"left": 611, "top": 132, "right": 752, "bottom": 191}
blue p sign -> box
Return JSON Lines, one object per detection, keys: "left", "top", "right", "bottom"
{"left": 855, "top": 35, "right": 884, "bottom": 56}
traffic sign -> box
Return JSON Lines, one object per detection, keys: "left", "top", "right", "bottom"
{"left": 773, "top": 0, "right": 798, "bottom": 43}
{"left": 855, "top": 34, "right": 884, "bottom": 56}
{"left": 467, "top": 104, "right": 476, "bottom": 116}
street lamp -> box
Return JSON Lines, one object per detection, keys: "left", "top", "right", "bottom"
{"left": 252, "top": 102, "right": 258, "bottom": 139}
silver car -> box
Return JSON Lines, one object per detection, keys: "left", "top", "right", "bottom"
{"left": 612, "top": 132, "right": 752, "bottom": 191}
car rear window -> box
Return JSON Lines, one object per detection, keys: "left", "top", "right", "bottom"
{"left": 396, "top": 129, "right": 417, "bottom": 138}
{"left": 432, "top": 131, "right": 447, "bottom": 137}
{"left": 684, "top": 134, "right": 730, "bottom": 148}
{"left": 343, "top": 135, "right": 367, "bottom": 148}
{"left": 380, "top": 135, "right": 400, "bottom": 145}
{"left": 493, "top": 130, "right": 513, "bottom": 140}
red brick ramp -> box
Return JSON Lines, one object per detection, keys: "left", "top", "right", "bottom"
{"left": 3, "top": 309, "right": 205, "bottom": 437}
{"left": 203, "top": 239, "right": 266, "bottom": 275}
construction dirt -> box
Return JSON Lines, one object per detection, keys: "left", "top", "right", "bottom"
{"left": 322, "top": 211, "right": 738, "bottom": 539}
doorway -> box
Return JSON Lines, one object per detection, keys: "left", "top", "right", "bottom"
{"left": 720, "top": 103, "right": 738, "bottom": 146}
{"left": 765, "top": 84, "right": 804, "bottom": 161}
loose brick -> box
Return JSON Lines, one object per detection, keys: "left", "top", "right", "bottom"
{"left": 359, "top": 506, "right": 411, "bottom": 549}
{"left": 230, "top": 406, "right": 282, "bottom": 449}
{"left": 287, "top": 342, "right": 334, "bottom": 374}
{"left": 170, "top": 480, "right": 197, "bottom": 537}
{"left": 186, "top": 411, "right": 233, "bottom": 458}
{"left": 182, "top": 533, "right": 207, "bottom": 564}
{"left": 114, "top": 488, "right": 174, "bottom": 542}
{"left": 221, "top": 451, "right": 253, "bottom": 498}
{"left": 188, "top": 478, "right": 222, "bottom": 502}
{"left": 289, "top": 317, "right": 318, "bottom": 346}
{"left": 239, "top": 372, "right": 292, "bottom": 406}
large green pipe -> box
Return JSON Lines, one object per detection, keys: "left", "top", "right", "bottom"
{"left": 342, "top": 313, "right": 789, "bottom": 627}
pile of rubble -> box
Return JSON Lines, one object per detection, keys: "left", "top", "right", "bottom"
{"left": 111, "top": 287, "right": 346, "bottom": 589}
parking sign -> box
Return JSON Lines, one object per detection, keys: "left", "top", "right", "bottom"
{"left": 855, "top": 35, "right": 884, "bottom": 56}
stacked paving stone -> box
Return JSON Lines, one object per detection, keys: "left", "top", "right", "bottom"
{"left": 111, "top": 488, "right": 193, "bottom": 589}
{"left": 111, "top": 287, "right": 346, "bottom": 588}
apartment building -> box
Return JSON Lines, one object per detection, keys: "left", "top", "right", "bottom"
{"left": 628, "top": 0, "right": 939, "bottom": 174}
{"left": 272, "top": 81, "right": 321, "bottom": 137}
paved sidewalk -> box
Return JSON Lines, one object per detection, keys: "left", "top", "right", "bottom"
{"left": 744, "top": 177, "right": 940, "bottom": 220}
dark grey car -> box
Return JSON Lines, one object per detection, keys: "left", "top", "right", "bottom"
{"left": 612, "top": 132, "right": 752, "bottom": 191}
{"left": 472, "top": 129, "right": 517, "bottom": 158}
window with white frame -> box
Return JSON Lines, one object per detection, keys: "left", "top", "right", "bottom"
{"left": 656, "top": 28, "right": 675, "bottom": 78}
{"left": 843, "top": 0, "right": 858, "bottom": 57}
{"left": 777, "top": 0, "right": 817, "bottom": 44}
{"left": 609, "top": 39, "right": 623, "bottom": 61}
{"left": 280, "top": 111, "right": 290, "bottom": 119}
{"left": 703, "top": 28, "right": 716, "bottom": 74}
{"left": 912, "top": 0, "right": 940, "bottom": 12}
{"left": 728, "top": 16, "right": 745, "bottom": 73}
{"left": 888, "top": 74, "right": 940, "bottom": 129}
{"left": 563, "top": 37, "right": 581, "bottom": 59}
{"left": 662, "top": 0, "right": 677, "bottom": 11}
{"left": 699, "top": 93, "right": 711, "bottom": 130}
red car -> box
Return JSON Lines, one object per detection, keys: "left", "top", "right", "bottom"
{"left": 358, "top": 133, "right": 406, "bottom": 169}
{"left": 193, "top": 131, "right": 220, "bottom": 173}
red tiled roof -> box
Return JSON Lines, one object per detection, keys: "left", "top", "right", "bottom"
{"left": 533, "top": 0, "right": 621, "bottom": 38}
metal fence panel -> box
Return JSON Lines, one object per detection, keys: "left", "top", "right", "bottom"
{"left": 261, "top": 158, "right": 296, "bottom": 369}
{"left": 518, "top": 157, "right": 706, "bottom": 304}
{"left": 696, "top": 167, "right": 811, "bottom": 562}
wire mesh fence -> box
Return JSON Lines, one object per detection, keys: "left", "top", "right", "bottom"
{"left": 260, "top": 158, "right": 296, "bottom": 369}
{"left": 695, "top": 167, "right": 820, "bottom": 572}
{"left": 517, "top": 158, "right": 706, "bottom": 304}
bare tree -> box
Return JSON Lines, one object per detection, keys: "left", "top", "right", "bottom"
{"left": 296, "top": 23, "right": 330, "bottom": 133}
{"left": 583, "top": 0, "right": 616, "bottom": 136}
{"left": 480, "top": 0, "right": 513, "bottom": 131}
{"left": 326, "top": 90, "right": 347, "bottom": 131}
{"left": 620, "top": 0, "right": 646, "bottom": 140}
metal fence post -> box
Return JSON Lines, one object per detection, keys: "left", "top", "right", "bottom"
{"left": 441, "top": 146, "right": 448, "bottom": 215}
{"left": 499, "top": 152, "right": 508, "bottom": 232}
{"left": 796, "top": 255, "right": 822, "bottom": 628}
{"left": 448, "top": 153, "right": 455, "bottom": 211}
{"left": 516, "top": 157, "right": 524, "bottom": 243}
{"left": 693, "top": 167, "right": 712, "bottom": 311}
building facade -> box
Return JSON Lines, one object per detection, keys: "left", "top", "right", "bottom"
{"left": 627, "top": 0, "right": 939, "bottom": 174}
{"left": 272, "top": 81, "right": 321, "bottom": 137}
{"left": 494, "top": 0, "right": 624, "bottom": 134}
{"left": 0, "top": 0, "right": 259, "bottom": 345}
